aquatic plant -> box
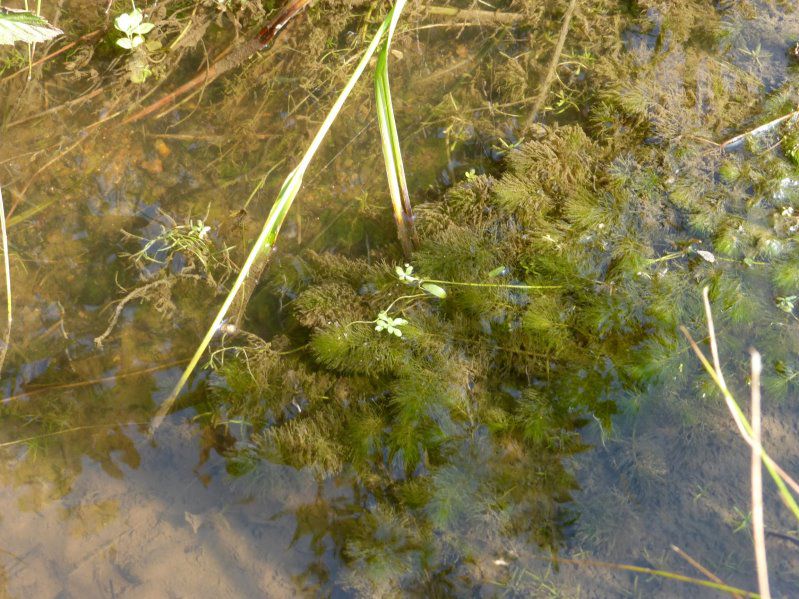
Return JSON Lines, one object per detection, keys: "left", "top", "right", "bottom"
{"left": 113, "top": 2, "right": 159, "bottom": 83}
{"left": 8, "top": 0, "right": 799, "bottom": 594}
{"left": 114, "top": 3, "right": 155, "bottom": 51}
{"left": 683, "top": 288, "right": 799, "bottom": 598}
{"left": 200, "top": 78, "right": 799, "bottom": 587}
{"left": 152, "top": 0, "right": 410, "bottom": 430}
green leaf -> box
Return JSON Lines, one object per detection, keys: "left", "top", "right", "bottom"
{"left": 0, "top": 9, "right": 63, "bottom": 45}
{"left": 116, "top": 37, "right": 133, "bottom": 49}
{"left": 421, "top": 283, "right": 447, "bottom": 298}
{"left": 134, "top": 22, "right": 155, "bottom": 35}
{"left": 488, "top": 265, "right": 508, "bottom": 277}
{"left": 114, "top": 9, "right": 143, "bottom": 35}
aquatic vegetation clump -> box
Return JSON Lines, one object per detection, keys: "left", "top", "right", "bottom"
{"left": 202, "top": 122, "right": 726, "bottom": 591}
{"left": 203, "top": 91, "right": 799, "bottom": 589}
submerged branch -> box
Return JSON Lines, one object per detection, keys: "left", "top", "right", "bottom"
{"left": 719, "top": 109, "right": 799, "bottom": 150}
{"left": 526, "top": 0, "right": 579, "bottom": 127}
{"left": 425, "top": 6, "right": 524, "bottom": 24}
{"left": 122, "top": 0, "right": 313, "bottom": 125}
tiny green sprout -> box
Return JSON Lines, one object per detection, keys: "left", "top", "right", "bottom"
{"left": 395, "top": 263, "right": 419, "bottom": 284}
{"left": 114, "top": 3, "right": 155, "bottom": 50}
{"left": 777, "top": 296, "right": 798, "bottom": 313}
{"left": 464, "top": 168, "right": 477, "bottom": 181}
{"left": 374, "top": 310, "right": 407, "bottom": 337}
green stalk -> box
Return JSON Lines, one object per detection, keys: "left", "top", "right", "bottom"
{"left": 422, "top": 278, "right": 562, "bottom": 290}
{"left": 550, "top": 555, "right": 760, "bottom": 598}
{"left": 375, "top": 0, "right": 414, "bottom": 257}
{"left": 151, "top": 5, "right": 401, "bottom": 431}
{"left": 681, "top": 288, "right": 799, "bottom": 523}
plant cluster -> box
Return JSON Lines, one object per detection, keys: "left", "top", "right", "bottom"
{"left": 201, "top": 71, "right": 799, "bottom": 586}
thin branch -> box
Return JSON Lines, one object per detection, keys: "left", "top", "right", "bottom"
{"left": 670, "top": 545, "right": 740, "bottom": 599}
{"left": 719, "top": 109, "right": 799, "bottom": 150}
{"left": 526, "top": 0, "right": 578, "bottom": 127}
{"left": 425, "top": 6, "right": 524, "bottom": 24}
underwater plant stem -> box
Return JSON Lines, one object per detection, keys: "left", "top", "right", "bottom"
{"left": 422, "top": 278, "right": 561, "bottom": 290}
{"left": 384, "top": 292, "right": 425, "bottom": 314}
{"left": 151, "top": 5, "right": 400, "bottom": 432}
{"left": 525, "top": 0, "right": 578, "bottom": 127}
{"left": 0, "top": 184, "right": 11, "bottom": 380}
{"left": 646, "top": 250, "right": 686, "bottom": 264}
{"left": 0, "top": 422, "right": 150, "bottom": 450}
{"left": 549, "top": 555, "right": 759, "bottom": 597}
{"left": 375, "top": 0, "right": 414, "bottom": 258}
{"left": 425, "top": 6, "right": 524, "bottom": 24}
{"left": 750, "top": 349, "right": 771, "bottom": 599}
{"left": 1, "top": 358, "right": 190, "bottom": 404}
{"left": 720, "top": 110, "right": 799, "bottom": 150}
{"left": 670, "top": 545, "right": 737, "bottom": 597}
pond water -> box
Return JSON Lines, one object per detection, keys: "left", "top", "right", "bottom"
{"left": 1, "top": 0, "right": 799, "bottom": 597}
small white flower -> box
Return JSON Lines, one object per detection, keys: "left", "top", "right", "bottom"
{"left": 395, "top": 263, "right": 417, "bottom": 284}
{"left": 374, "top": 310, "right": 408, "bottom": 337}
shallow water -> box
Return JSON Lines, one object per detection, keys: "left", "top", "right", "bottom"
{"left": 1, "top": 1, "right": 799, "bottom": 597}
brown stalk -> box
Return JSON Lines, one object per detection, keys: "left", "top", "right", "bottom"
{"left": 750, "top": 349, "right": 771, "bottom": 599}
{"left": 670, "top": 545, "right": 741, "bottom": 599}
{"left": 526, "top": 0, "right": 578, "bottom": 127}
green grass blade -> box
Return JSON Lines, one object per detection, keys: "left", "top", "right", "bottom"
{"left": 550, "top": 555, "right": 761, "bottom": 598}
{"left": 151, "top": 6, "right": 399, "bottom": 431}
{"left": 375, "top": 0, "right": 413, "bottom": 257}
{"left": 681, "top": 289, "right": 799, "bottom": 524}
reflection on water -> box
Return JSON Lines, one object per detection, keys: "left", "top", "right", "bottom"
{"left": 1, "top": 0, "right": 799, "bottom": 597}
{"left": 0, "top": 419, "right": 315, "bottom": 597}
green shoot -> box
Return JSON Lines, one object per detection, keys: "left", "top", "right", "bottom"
{"left": 375, "top": 0, "right": 414, "bottom": 257}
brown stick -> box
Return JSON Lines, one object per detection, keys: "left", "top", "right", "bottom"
{"left": 526, "top": 0, "right": 578, "bottom": 127}
{"left": 671, "top": 545, "right": 741, "bottom": 599}
{"left": 122, "top": 0, "right": 313, "bottom": 125}
{"left": 0, "top": 29, "right": 103, "bottom": 86}
{"left": 425, "top": 6, "right": 524, "bottom": 24}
